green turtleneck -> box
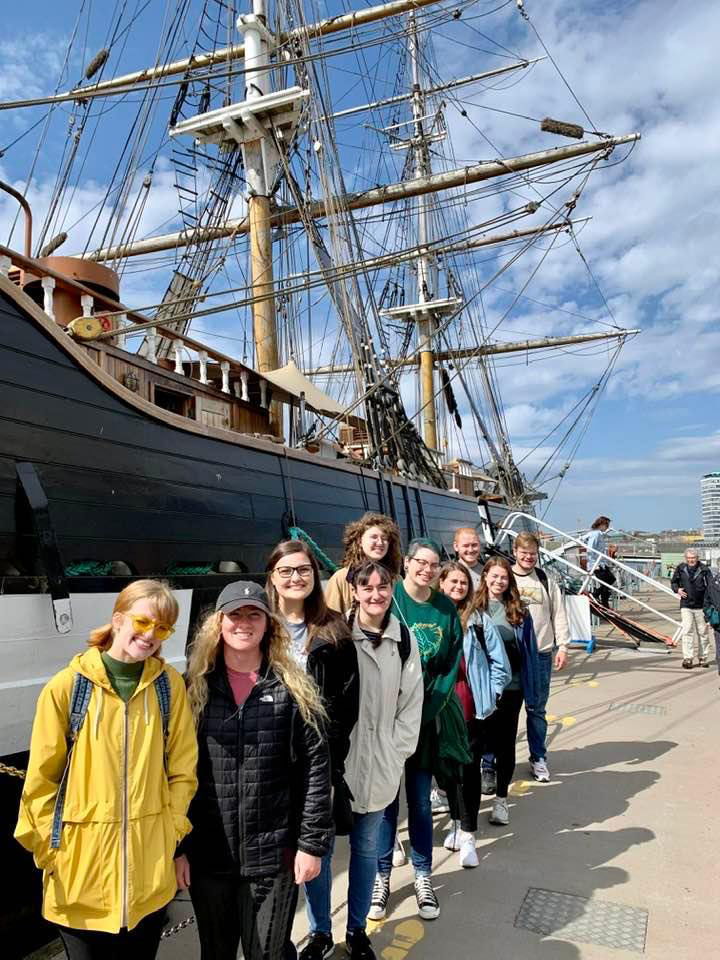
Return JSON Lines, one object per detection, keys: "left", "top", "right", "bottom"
{"left": 101, "top": 652, "right": 144, "bottom": 702}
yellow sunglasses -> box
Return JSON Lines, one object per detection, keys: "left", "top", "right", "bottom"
{"left": 126, "top": 613, "right": 175, "bottom": 642}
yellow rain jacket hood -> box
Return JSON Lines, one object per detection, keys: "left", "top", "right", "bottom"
{"left": 15, "top": 647, "right": 198, "bottom": 932}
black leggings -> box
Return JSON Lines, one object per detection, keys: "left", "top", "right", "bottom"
{"left": 190, "top": 868, "right": 299, "bottom": 960}
{"left": 57, "top": 907, "right": 167, "bottom": 960}
{"left": 449, "top": 689, "right": 524, "bottom": 831}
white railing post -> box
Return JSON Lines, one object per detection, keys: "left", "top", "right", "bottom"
{"left": 116, "top": 312, "right": 127, "bottom": 349}
{"left": 80, "top": 294, "right": 94, "bottom": 318}
{"left": 259, "top": 380, "right": 268, "bottom": 408}
{"left": 240, "top": 370, "right": 249, "bottom": 402}
{"left": 0, "top": 255, "right": 12, "bottom": 277}
{"left": 221, "top": 360, "right": 230, "bottom": 394}
{"left": 41, "top": 276, "right": 56, "bottom": 320}
{"left": 198, "top": 350, "right": 209, "bottom": 384}
{"left": 146, "top": 329, "right": 158, "bottom": 363}
{"left": 173, "top": 342, "right": 184, "bottom": 375}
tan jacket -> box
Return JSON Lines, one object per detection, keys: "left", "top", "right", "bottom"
{"left": 324, "top": 566, "right": 354, "bottom": 614}
{"left": 344, "top": 615, "right": 423, "bottom": 814}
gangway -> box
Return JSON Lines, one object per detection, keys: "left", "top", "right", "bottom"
{"left": 494, "top": 512, "right": 682, "bottom": 648}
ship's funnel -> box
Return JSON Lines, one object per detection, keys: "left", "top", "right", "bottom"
{"left": 22, "top": 256, "right": 120, "bottom": 328}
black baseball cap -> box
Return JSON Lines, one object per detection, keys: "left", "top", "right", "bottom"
{"left": 215, "top": 581, "right": 270, "bottom": 616}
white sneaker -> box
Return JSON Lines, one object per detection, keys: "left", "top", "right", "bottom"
{"left": 414, "top": 875, "right": 440, "bottom": 920}
{"left": 443, "top": 820, "right": 461, "bottom": 851}
{"left": 458, "top": 831, "right": 478, "bottom": 868}
{"left": 430, "top": 788, "right": 450, "bottom": 814}
{"left": 392, "top": 836, "right": 407, "bottom": 867}
{"left": 530, "top": 758, "right": 550, "bottom": 782}
{"left": 489, "top": 797, "right": 509, "bottom": 826}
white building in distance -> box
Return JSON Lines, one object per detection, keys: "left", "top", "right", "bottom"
{"left": 701, "top": 472, "right": 720, "bottom": 543}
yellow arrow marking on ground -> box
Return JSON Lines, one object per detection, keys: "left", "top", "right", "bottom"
{"left": 561, "top": 716, "right": 577, "bottom": 728}
{"left": 381, "top": 918, "right": 425, "bottom": 960}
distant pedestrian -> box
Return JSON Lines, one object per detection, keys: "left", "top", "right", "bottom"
{"left": 581, "top": 516, "right": 615, "bottom": 607}
{"left": 453, "top": 526, "right": 483, "bottom": 590}
{"left": 512, "top": 533, "right": 569, "bottom": 782}
{"left": 671, "top": 549, "right": 712, "bottom": 669}
{"left": 704, "top": 561, "right": 720, "bottom": 681}
{"left": 324, "top": 513, "right": 403, "bottom": 614}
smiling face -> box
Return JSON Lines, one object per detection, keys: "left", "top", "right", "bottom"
{"left": 454, "top": 531, "right": 481, "bottom": 568}
{"left": 109, "top": 597, "right": 172, "bottom": 663}
{"left": 221, "top": 606, "right": 268, "bottom": 656}
{"left": 270, "top": 550, "right": 315, "bottom": 602}
{"left": 354, "top": 570, "right": 393, "bottom": 621}
{"left": 440, "top": 569, "right": 470, "bottom": 605}
{"left": 484, "top": 563, "right": 510, "bottom": 600}
{"left": 513, "top": 542, "right": 539, "bottom": 573}
{"left": 405, "top": 547, "right": 441, "bottom": 589}
{"left": 360, "top": 525, "right": 390, "bottom": 561}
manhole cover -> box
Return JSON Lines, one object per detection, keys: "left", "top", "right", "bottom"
{"left": 608, "top": 701, "right": 667, "bottom": 716}
{"left": 515, "top": 887, "right": 648, "bottom": 952}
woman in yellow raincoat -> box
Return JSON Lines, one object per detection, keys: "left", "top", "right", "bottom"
{"left": 15, "top": 579, "right": 198, "bottom": 960}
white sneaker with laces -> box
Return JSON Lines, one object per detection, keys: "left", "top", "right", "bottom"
{"left": 392, "top": 836, "right": 407, "bottom": 867}
{"left": 458, "top": 831, "right": 478, "bottom": 868}
{"left": 489, "top": 797, "right": 509, "bottom": 825}
{"left": 530, "top": 758, "right": 550, "bottom": 782}
{"left": 430, "top": 788, "right": 450, "bottom": 814}
{"left": 443, "top": 820, "right": 461, "bottom": 851}
{"left": 368, "top": 873, "right": 390, "bottom": 921}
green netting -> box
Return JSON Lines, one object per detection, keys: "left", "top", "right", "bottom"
{"left": 65, "top": 561, "right": 114, "bottom": 577}
{"left": 289, "top": 526, "right": 339, "bottom": 574}
{"left": 166, "top": 562, "right": 215, "bottom": 575}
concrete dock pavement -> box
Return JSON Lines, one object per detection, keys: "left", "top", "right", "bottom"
{"left": 157, "top": 609, "right": 718, "bottom": 960}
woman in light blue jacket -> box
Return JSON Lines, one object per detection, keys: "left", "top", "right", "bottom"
{"left": 439, "top": 562, "right": 511, "bottom": 868}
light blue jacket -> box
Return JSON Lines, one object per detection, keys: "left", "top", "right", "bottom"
{"left": 463, "top": 611, "right": 512, "bottom": 719}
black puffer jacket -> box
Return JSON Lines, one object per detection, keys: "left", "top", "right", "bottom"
{"left": 671, "top": 562, "right": 709, "bottom": 610}
{"left": 183, "top": 654, "right": 332, "bottom": 877}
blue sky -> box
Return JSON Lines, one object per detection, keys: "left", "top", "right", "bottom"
{"left": 1, "top": 0, "right": 718, "bottom": 536}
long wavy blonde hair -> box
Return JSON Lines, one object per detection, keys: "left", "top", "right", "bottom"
{"left": 186, "top": 607, "right": 326, "bottom": 732}
{"left": 88, "top": 579, "right": 179, "bottom": 652}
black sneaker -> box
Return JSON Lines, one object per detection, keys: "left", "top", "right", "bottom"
{"left": 367, "top": 874, "right": 390, "bottom": 921}
{"left": 481, "top": 767, "right": 496, "bottom": 796}
{"left": 414, "top": 875, "right": 440, "bottom": 920}
{"left": 299, "top": 933, "right": 334, "bottom": 960}
{"left": 345, "top": 930, "right": 376, "bottom": 960}
{"left": 682, "top": 659, "right": 693, "bottom": 669}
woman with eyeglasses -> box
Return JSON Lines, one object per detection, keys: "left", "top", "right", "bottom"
{"left": 176, "top": 581, "right": 332, "bottom": 960}
{"left": 15, "top": 581, "right": 197, "bottom": 960}
{"left": 324, "top": 513, "right": 403, "bottom": 615}
{"left": 300, "top": 561, "right": 423, "bottom": 960}
{"left": 368, "top": 539, "right": 469, "bottom": 924}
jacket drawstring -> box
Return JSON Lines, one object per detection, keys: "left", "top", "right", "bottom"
{"left": 93, "top": 686, "right": 104, "bottom": 738}
{"left": 144, "top": 687, "right": 149, "bottom": 726}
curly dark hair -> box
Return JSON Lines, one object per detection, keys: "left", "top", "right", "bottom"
{"left": 341, "top": 512, "right": 403, "bottom": 576}
{"left": 466, "top": 555, "right": 526, "bottom": 627}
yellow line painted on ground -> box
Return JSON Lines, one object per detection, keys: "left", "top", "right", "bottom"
{"left": 547, "top": 713, "right": 558, "bottom": 723}
{"left": 509, "top": 779, "right": 533, "bottom": 795}
{"left": 381, "top": 918, "right": 426, "bottom": 960}
{"left": 561, "top": 716, "right": 577, "bottom": 728}
{"left": 588, "top": 680, "right": 599, "bottom": 687}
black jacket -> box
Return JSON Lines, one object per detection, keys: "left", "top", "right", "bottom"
{"left": 705, "top": 567, "right": 720, "bottom": 615}
{"left": 183, "top": 654, "right": 332, "bottom": 877}
{"left": 671, "top": 562, "right": 709, "bottom": 610}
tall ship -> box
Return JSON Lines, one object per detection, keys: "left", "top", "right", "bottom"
{"left": 0, "top": 0, "right": 639, "bottom": 953}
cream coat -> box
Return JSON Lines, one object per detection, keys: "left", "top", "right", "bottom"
{"left": 15, "top": 648, "right": 198, "bottom": 932}
{"left": 343, "top": 615, "right": 423, "bottom": 814}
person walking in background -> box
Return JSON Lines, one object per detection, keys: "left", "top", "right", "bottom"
{"left": 581, "top": 516, "right": 615, "bottom": 608}
{"left": 512, "top": 533, "right": 569, "bottom": 783}
{"left": 440, "top": 562, "right": 510, "bottom": 866}
{"left": 705, "top": 560, "right": 720, "bottom": 681}
{"left": 453, "top": 527, "right": 484, "bottom": 590}
{"left": 324, "top": 513, "right": 403, "bottom": 615}
{"left": 16, "top": 581, "right": 197, "bottom": 960}
{"left": 369, "top": 539, "right": 468, "bottom": 923}
{"left": 301, "top": 561, "right": 423, "bottom": 960}
{"left": 177, "top": 582, "right": 332, "bottom": 960}
{"left": 672, "top": 549, "right": 712, "bottom": 669}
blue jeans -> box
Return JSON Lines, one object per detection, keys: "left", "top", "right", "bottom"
{"left": 377, "top": 764, "right": 433, "bottom": 877}
{"left": 526, "top": 650, "right": 553, "bottom": 762}
{"left": 305, "top": 809, "right": 384, "bottom": 935}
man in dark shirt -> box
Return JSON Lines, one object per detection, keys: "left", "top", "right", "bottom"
{"left": 671, "top": 549, "right": 711, "bottom": 669}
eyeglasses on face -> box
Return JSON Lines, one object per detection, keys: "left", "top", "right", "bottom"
{"left": 273, "top": 564, "right": 314, "bottom": 580}
{"left": 126, "top": 614, "right": 174, "bottom": 641}
{"left": 410, "top": 557, "right": 440, "bottom": 572}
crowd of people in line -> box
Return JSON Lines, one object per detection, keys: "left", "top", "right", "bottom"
{"left": 18, "top": 512, "right": 627, "bottom": 960}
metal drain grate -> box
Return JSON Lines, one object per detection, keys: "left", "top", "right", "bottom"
{"left": 515, "top": 888, "right": 648, "bottom": 952}
{"left": 608, "top": 701, "right": 667, "bottom": 716}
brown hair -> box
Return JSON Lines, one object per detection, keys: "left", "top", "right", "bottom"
{"left": 341, "top": 512, "right": 402, "bottom": 576}
{"left": 466, "top": 556, "right": 525, "bottom": 627}
{"left": 438, "top": 560, "right": 475, "bottom": 629}
{"left": 265, "top": 540, "right": 348, "bottom": 648}
{"left": 88, "top": 579, "right": 179, "bottom": 652}
{"left": 348, "top": 561, "right": 394, "bottom": 644}
{"left": 514, "top": 532, "right": 540, "bottom": 552}
{"left": 591, "top": 516, "right": 611, "bottom": 529}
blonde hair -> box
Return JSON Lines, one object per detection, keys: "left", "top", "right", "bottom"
{"left": 453, "top": 526, "right": 478, "bottom": 544}
{"left": 186, "top": 608, "right": 326, "bottom": 732}
{"left": 88, "top": 579, "right": 179, "bottom": 652}
{"left": 514, "top": 532, "right": 540, "bottom": 552}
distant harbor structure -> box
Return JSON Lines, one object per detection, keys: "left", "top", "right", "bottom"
{"left": 701, "top": 472, "right": 720, "bottom": 543}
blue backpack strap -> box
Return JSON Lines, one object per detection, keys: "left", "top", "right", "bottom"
{"left": 51, "top": 673, "right": 93, "bottom": 850}
{"left": 153, "top": 671, "right": 171, "bottom": 769}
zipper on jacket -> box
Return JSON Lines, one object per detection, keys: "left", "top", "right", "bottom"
{"left": 122, "top": 701, "right": 129, "bottom": 928}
